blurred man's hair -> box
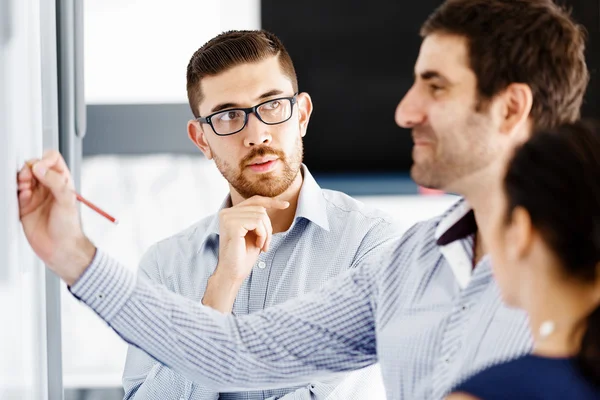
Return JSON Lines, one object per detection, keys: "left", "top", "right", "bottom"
{"left": 422, "top": 0, "right": 589, "bottom": 131}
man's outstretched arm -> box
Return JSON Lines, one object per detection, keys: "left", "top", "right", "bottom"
{"left": 16, "top": 150, "right": 378, "bottom": 392}
{"left": 70, "top": 247, "right": 379, "bottom": 392}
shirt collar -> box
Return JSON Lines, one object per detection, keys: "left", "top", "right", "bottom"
{"left": 294, "top": 164, "right": 330, "bottom": 231}
{"left": 207, "top": 164, "right": 330, "bottom": 236}
{"left": 435, "top": 198, "right": 477, "bottom": 245}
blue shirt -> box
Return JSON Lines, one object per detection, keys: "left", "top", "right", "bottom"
{"left": 70, "top": 198, "right": 534, "bottom": 400}
{"left": 121, "top": 165, "right": 403, "bottom": 399}
{"left": 452, "top": 354, "right": 600, "bottom": 399}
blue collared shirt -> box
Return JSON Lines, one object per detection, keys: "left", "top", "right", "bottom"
{"left": 71, "top": 197, "right": 533, "bottom": 400}
{"left": 121, "top": 165, "right": 403, "bottom": 399}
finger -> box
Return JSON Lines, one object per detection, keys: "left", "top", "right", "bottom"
{"left": 230, "top": 206, "right": 268, "bottom": 214}
{"left": 18, "top": 182, "right": 31, "bottom": 191}
{"left": 220, "top": 206, "right": 266, "bottom": 217}
{"left": 18, "top": 160, "right": 37, "bottom": 182}
{"left": 224, "top": 209, "right": 274, "bottom": 252}
{"left": 18, "top": 189, "right": 32, "bottom": 210}
{"left": 224, "top": 210, "right": 269, "bottom": 221}
{"left": 256, "top": 215, "right": 273, "bottom": 251}
{"left": 223, "top": 211, "right": 272, "bottom": 238}
{"left": 31, "top": 165, "right": 76, "bottom": 207}
{"left": 240, "top": 195, "right": 290, "bottom": 210}
{"left": 261, "top": 213, "right": 273, "bottom": 252}
{"left": 36, "top": 149, "right": 70, "bottom": 174}
{"left": 236, "top": 217, "right": 269, "bottom": 249}
{"left": 252, "top": 220, "right": 268, "bottom": 250}
{"left": 18, "top": 161, "right": 40, "bottom": 191}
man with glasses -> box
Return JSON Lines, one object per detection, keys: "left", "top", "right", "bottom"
{"left": 120, "top": 30, "right": 402, "bottom": 400}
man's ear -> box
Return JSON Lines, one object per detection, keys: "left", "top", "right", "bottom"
{"left": 296, "top": 92, "right": 313, "bottom": 138}
{"left": 498, "top": 83, "right": 533, "bottom": 140}
{"left": 188, "top": 120, "right": 213, "bottom": 159}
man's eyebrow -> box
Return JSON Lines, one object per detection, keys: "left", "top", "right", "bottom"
{"left": 256, "top": 89, "right": 285, "bottom": 101}
{"left": 210, "top": 89, "right": 286, "bottom": 113}
{"left": 415, "top": 70, "right": 452, "bottom": 85}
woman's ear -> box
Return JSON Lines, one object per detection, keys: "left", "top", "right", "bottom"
{"left": 506, "top": 206, "right": 534, "bottom": 262}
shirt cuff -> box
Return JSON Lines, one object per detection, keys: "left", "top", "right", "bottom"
{"left": 69, "top": 248, "right": 136, "bottom": 323}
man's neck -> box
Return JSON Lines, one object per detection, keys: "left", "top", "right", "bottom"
{"left": 461, "top": 177, "right": 497, "bottom": 263}
{"left": 472, "top": 231, "right": 484, "bottom": 266}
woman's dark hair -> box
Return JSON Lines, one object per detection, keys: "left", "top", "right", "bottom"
{"left": 504, "top": 119, "right": 600, "bottom": 386}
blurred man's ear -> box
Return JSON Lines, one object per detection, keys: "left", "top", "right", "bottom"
{"left": 498, "top": 83, "right": 533, "bottom": 142}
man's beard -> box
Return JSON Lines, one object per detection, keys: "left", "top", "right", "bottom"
{"left": 212, "top": 137, "right": 303, "bottom": 199}
{"left": 411, "top": 112, "right": 495, "bottom": 191}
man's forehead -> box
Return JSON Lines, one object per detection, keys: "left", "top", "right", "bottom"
{"left": 415, "top": 33, "right": 471, "bottom": 79}
{"left": 200, "top": 58, "right": 293, "bottom": 109}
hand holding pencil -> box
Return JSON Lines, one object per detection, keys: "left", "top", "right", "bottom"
{"left": 22, "top": 160, "right": 118, "bottom": 224}
{"left": 17, "top": 149, "right": 99, "bottom": 285}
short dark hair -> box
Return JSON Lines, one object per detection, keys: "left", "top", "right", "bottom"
{"left": 504, "top": 119, "right": 600, "bottom": 387}
{"left": 421, "top": 0, "right": 589, "bottom": 132}
{"left": 186, "top": 30, "right": 298, "bottom": 118}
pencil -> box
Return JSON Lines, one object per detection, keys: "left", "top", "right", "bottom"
{"left": 25, "top": 161, "right": 119, "bottom": 225}
{"left": 75, "top": 193, "right": 119, "bottom": 224}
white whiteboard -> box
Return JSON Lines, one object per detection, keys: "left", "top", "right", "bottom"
{"left": 0, "top": 0, "right": 50, "bottom": 399}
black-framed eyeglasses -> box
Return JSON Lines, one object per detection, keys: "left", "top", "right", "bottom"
{"left": 196, "top": 93, "right": 298, "bottom": 136}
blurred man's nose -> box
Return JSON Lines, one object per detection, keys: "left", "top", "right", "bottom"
{"left": 395, "top": 86, "right": 427, "bottom": 129}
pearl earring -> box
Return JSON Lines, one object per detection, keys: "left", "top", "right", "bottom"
{"left": 539, "top": 320, "right": 555, "bottom": 339}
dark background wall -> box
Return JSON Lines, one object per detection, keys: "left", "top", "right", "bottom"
{"left": 261, "top": 0, "right": 444, "bottom": 174}
{"left": 260, "top": 0, "right": 599, "bottom": 174}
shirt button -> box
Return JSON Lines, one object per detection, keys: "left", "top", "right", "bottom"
{"left": 257, "top": 261, "right": 266, "bottom": 269}
{"left": 97, "top": 293, "right": 105, "bottom": 300}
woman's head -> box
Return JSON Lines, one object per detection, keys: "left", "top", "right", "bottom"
{"left": 487, "top": 118, "right": 600, "bottom": 384}
{"left": 489, "top": 119, "right": 600, "bottom": 304}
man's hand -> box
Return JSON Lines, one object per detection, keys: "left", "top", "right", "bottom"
{"left": 17, "top": 149, "right": 96, "bottom": 286}
{"left": 202, "top": 195, "right": 289, "bottom": 312}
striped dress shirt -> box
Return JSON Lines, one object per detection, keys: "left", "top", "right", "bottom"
{"left": 121, "top": 165, "right": 403, "bottom": 400}
{"left": 70, "top": 197, "right": 533, "bottom": 400}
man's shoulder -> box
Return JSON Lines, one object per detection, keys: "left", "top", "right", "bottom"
{"left": 148, "top": 213, "right": 218, "bottom": 262}
{"left": 320, "top": 189, "right": 448, "bottom": 236}
{"left": 364, "top": 209, "right": 448, "bottom": 264}
{"left": 137, "top": 214, "right": 219, "bottom": 283}
{"left": 320, "top": 188, "right": 397, "bottom": 225}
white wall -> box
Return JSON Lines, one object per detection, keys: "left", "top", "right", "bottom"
{"left": 84, "top": 0, "right": 261, "bottom": 104}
